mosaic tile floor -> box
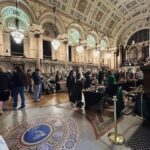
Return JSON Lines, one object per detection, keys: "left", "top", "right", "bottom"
{"left": 1, "top": 112, "right": 79, "bottom": 150}
{"left": 0, "top": 92, "right": 144, "bottom": 150}
{"left": 56, "top": 102, "right": 124, "bottom": 139}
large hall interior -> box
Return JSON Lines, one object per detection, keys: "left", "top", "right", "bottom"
{"left": 0, "top": 0, "right": 150, "bottom": 150}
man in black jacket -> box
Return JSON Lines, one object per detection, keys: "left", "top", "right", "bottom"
{"left": 12, "top": 66, "right": 26, "bottom": 109}
{"left": 66, "top": 70, "right": 76, "bottom": 103}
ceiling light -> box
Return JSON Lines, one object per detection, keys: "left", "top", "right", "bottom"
{"left": 93, "top": 51, "right": 99, "bottom": 57}
{"left": 11, "top": 0, "right": 24, "bottom": 44}
{"left": 52, "top": 39, "right": 60, "bottom": 50}
{"left": 51, "top": 4, "right": 60, "bottom": 50}
{"left": 106, "top": 52, "right": 111, "bottom": 58}
{"left": 76, "top": 45, "right": 84, "bottom": 53}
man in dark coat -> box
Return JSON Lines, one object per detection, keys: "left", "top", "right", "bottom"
{"left": 12, "top": 66, "right": 26, "bottom": 109}
{"left": 66, "top": 70, "right": 76, "bottom": 103}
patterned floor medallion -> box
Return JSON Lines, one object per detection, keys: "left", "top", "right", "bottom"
{"left": 1, "top": 113, "right": 79, "bottom": 150}
{"left": 56, "top": 103, "right": 124, "bottom": 139}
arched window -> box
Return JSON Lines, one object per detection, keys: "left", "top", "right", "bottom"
{"left": 1, "top": 6, "right": 30, "bottom": 31}
{"left": 1, "top": 7, "right": 30, "bottom": 56}
{"left": 86, "top": 34, "right": 96, "bottom": 48}
{"left": 68, "top": 28, "right": 81, "bottom": 44}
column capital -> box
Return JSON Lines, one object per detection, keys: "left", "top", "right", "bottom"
{"left": 29, "top": 24, "right": 44, "bottom": 34}
{"left": 57, "top": 33, "right": 68, "bottom": 44}
{"left": 109, "top": 46, "right": 117, "bottom": 52}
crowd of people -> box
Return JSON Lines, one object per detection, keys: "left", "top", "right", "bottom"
{"left": 0, "top": 67, "right": 42, "bottom": 114}
{"left": 0, "top": 65, "right": 144, "bottom": 116}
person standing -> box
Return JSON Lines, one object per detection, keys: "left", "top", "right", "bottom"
{"left": 66, "top": 70, "right": 76, "bottom": 103}
{"left": 12, "top": 66, "right": 26, "bottom": 110}
{"left": 84, "top": 71, "right": 92, "bottom": 89}
{"left": 55, "top": 71, "right": 62, "bottom": 92}
{"left": 98, "top": 69, "right": 104, "bottom": 84}
{"left": 0, "top": 67, "right": 10, "bottom": 114}
{"left": 32, "top": 69, "right": 42, "bottom": 102}
{"left": 74, "top": 73, "right": 84, "bottom": 108}
{"left": 26, "top": 69, "right": 33, "bottom": 93}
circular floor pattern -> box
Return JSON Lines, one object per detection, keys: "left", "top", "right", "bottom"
{"left": 2, "top": 113, "right": 79, "bottom": 150}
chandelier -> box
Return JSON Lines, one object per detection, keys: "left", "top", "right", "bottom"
{"left": 11, "top": 0, "right": 24, "bottom": 44}
{"left": 51, "top": 39, "right": 60, "bottom": 50}
{"left": 93, "top": 50, "right": 99, "bottom": 57}
{"left": 106, "top": 52, "right": 111, "bottom": 58}
{"left": 76, "top": 19, "right": 84, "bottom": 53}
{"left": 76, "top": 45, "right": 84, "bottom": 53}
{"left": 51, "top": 2, "right": 60, "bottom": 50}
{"left": 92, "top": 43, "right": 100, "bottom": 57}
{"left": 106, "top": 53, "right": 111, "bottom": 58}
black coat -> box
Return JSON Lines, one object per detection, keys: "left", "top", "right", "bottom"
{"left": 84, "top": 74, "right": 91, "bottom": 89}
{"left": 12, "top": 71, "right": 26, "bottom": 87}
{"left": 98, "top": 71, "right": 104, "bottom": 84}
{"left": 66, "top": 76, "right": 76, "bottom": 90}
{"left": 55, "top": 74, "right": 61, "bottom": 91}
{"left": 71, "top": 79, "right": 83, "bottom": 102}
{"left": 0, "top": 72, "right": 10, "bottom": 92}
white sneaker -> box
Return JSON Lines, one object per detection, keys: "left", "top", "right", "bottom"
{"left": 34, "top": 99, "right": 40, "bottom": 103}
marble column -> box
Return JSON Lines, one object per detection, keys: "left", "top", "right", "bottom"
{"left": 29, "top": 24, "right": 44, "bottom": 69}
{"left": 35, "top": 33, "right": 41, "bottom": 69}
{"left": 63, "top": 41, "right": 68, "bottom": 69}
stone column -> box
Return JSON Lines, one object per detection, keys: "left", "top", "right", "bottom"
{"left": 83, "top": 46, "right": 87, "bottom": 70}
{"left": 109, "top": 47, "right": 117, "bottom": 69}
{"left": 34, "top": 33, "right": 41, "bottom": 69}
{"left": 63, "top": 41, "right": 68, "bottom": 69}
{"left": 29, "top": 24, "right": 43, "bottom": 69}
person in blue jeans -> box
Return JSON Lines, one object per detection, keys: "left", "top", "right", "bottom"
{"left": 32, "top": 69, "right": 42, "bottom": 102}
{"left": 11, "top": 66, "right": 26, "bottom": 109}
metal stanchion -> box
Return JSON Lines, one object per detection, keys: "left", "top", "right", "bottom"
{"left": 136, "top": 85, "right": 144, "bottom": 120}
{"left": 108, "top": 96, "right": 125, "bottom": 144}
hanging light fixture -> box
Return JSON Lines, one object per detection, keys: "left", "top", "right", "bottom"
{"left": 106, "top": 47, "right": 111, "bottom": 58}
{"left": 51, "top": 1, "right": 60, "bottom": 50}
{"left": 93, "top": 43, "right": 100, "bottom": 57}
{"left": 76, "top": 19, "right": 84, "bottom": 53}
{"left": 11, "top": 0, "right": 24, "bottom": 44}
{"left": 93, "top": 50, "right": 99, "bottom": 57}
{"left": 106, "top": 52, "right": 111, "bottom": 58}
{"left": 76, "top": 38, "right": 84, "bottom": 53}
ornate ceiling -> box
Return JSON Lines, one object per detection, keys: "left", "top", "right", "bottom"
{"left": 39, "top": 0, "right": 150, "bottom": 34}
{"left": 0, "top": 0, "right": 149, "bottom": 46}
